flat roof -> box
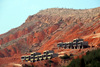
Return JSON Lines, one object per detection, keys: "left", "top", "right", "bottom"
{"left": 31, "top": 52, "right": 41, "bottom": 54}
{"left": 38, "top": 55, "right": 42, "bottom": 56}
{"left": 25, "top": 55, "right": 30, "bottom": 57}
{"left": 21, "top": 55, "right": 26, "bottom": 57}
{"left": 44, "top": 50, "right": 49, "bottom": 52}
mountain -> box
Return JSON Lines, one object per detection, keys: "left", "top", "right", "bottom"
{"left": 0, "top": 7, "right": 100, "bottom": 66}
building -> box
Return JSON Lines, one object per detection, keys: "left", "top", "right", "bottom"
{"left": 57, "top": 42, "right": 63, "bottom": 49}
{"left": 25, "top": 55, "right": 31, "bottom": 62}
{"left": 57, "top": 38, "right": 89, "bottom": 49}
{"left": 30, "top": 52, "right": 41, "bottom": 62}
{"left": 21, "top": 50, "right": 58, "bottom": 63}
{"left": 30, "top": 55, "right": 35, "bottom": 62}
{"left": 43, "top": 50, "right": 54, "bottom": 54}
{"left": 31, "top": 52, "right": 41, "bottom": 56}
{"left": 38, "top": 54, "right": 44, "bottom": 60}
{"left": 21, "top": 55, "right": 26, "bottom": 62}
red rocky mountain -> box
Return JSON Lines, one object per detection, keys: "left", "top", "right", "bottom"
{"left": 0, "top": 7, "right": 100, "bottom": 66}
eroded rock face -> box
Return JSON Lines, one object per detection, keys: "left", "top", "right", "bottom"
{"left": 0, "top": 44, "right": 20, "bottom": 58}
{"left": 0, "top": 7, "right": 100, "bottom": 66}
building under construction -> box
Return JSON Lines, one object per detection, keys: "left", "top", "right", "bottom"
{"left": 21, "top": 50, "right": 58, "bottom": 62}
{"left": 57, "top": 38, "right": 89, "bottom": 49}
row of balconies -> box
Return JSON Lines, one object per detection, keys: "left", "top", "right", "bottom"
{"left": 57, "top": 38, "right": 89, "bottom": 49}
{"left": 21, "top": 50, "right": 58, "bottom": 62}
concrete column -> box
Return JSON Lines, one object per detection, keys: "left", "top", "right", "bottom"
{"left": 58, "top": 47, "right": 59, "bottom": 49}
{"left": 67, "top": 46, "right": 69, "bottom": 49}
{"left": 70, "top": 46, "right": 72, "bottom": 49}
{"left": 77, "top": 46, "right": 79, "bottom": 49}
{"left": 78, "top": 46, "right": 79, "bottom": 49}
{"left": 68, "top": 46, "right": 70, "bottom": 49}
{"left": 78, "top": 46, "right": 80, "bottom": 49}
{"left": 22, "top": 60, "right": 23, "bottom": 62}
{"left": 66, "top": 46, "right": 68, "bottom": 49}
{"left": 77, "top": 46, "right": 78, "bottom": 49}
{"left": 66, "top": 46, "right": 67, "bottom": 49}
{"left": 63, "top": 46, "right": 64, "bottom": 49}
{"left": 82, "top": 46, "right": 83, "bottom": 49}
{"left": 74, "top": 46, "right": 75, "bottom": 49}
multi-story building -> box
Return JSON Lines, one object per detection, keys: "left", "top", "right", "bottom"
{"left": 57, "top": 38, "right": 89, "bottom": 49}
{"left": 21, "top": 55, "right": 26, "bottom": 62}
{"left": 43, "top": 50, "right": 54, "bottom": 54}
{"left": 31, "top": 52, "right": 41, "bottom": 56}
{"left": 25, "top": 55, "right": 31, "bottom": 62}
{"left": 21, "top": 50, "right": 58, "bottom": 63}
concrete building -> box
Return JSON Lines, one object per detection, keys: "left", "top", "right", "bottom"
{"left": 31, "top": 52, "right": 41, "bottom": 56}
{"left": 43, "top": 54, "right": 47, "bottom": 60}
{"left": 57, "top": 42, "right": 63, "bottom": 49}
{"left": 25, "top": 55, "right": 31, "bottom": 62}
{"left": 21, "top": 56, "right": 26, "bottom": 62}
{"left": 62, "top": 43, "right": 67, "bottom": 49}
{"left": 47, "top": 53, "right": 53, "bottom": 59}
{"left": 21, "top": 50, "right": 58, "bottom": 63}
{"left": 30, "top": 52, "right": 41, "bottom": 62}
{"left": 43, "top": 50, "right": 54, "bottom": 55}
{"left": 30, "top": 58, "right": 35, "bottom": 62}
{"left": 68, "top": 42, "right": 73, "bottom": 49}
{"left": 35, "top": 55, "right": 40, "bottom": 61}
{"left": 43, "top": 50, "right": 54, "bottom": 60}
{"left": 38, "top": 54, "right": 44, "bottom": 60}
{"left": 57, "top": 38, "right": 89, "bottom": 49}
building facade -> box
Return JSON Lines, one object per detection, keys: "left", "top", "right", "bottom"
{"left": 21, "top": 50, "right": 58, "bottom": 62}
{"left": 57, "top": 38, "right": 89, "bottom": 49}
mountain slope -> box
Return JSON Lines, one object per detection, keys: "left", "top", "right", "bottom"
{"left": 0, "top": 7, "right": 100, "bottom": 66}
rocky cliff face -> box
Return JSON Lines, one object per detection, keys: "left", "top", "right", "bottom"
{"left": 0, "top": 7, "right": 100, "bottom": 66}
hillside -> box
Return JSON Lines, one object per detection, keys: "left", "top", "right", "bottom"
{"left": 0, "top": 7, "right": 100, "bottom": 66}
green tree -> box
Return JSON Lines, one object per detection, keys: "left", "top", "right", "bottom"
{"left": 48, "top": 60, "right": 54, "bottom": 67}
{"left": 67, "top": 49, "right": 100, "bottom": 67}
{"left": 60, "top": 54, "right": 70, "bottom": 63}
{"left": 80, "top": 58, "right": 85, "bottom": 67}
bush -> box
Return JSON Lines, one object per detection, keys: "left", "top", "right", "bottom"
{"left": 29, "top": 49, "right": 32, "bottom": 52}
{"left": 67, "top": 49, "right": 100, "bottom": 67}
{"left": 60, "top": 54, "right": 70, "bottom": 64}
{"left": 48, "top": 60, "right": 54, "bottom": 63}
{"left": 60, "top": 54, "right": 70, "bottom": 60}
{"left": 67, "top": 58, "right": 80, "bottom": 67}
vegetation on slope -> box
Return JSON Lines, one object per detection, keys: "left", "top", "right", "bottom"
{"left": 67, "top": 48, "right": 100, "bottom": 67}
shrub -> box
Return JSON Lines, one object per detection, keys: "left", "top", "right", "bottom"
{"left": 60, "top": 54, "right": 70, "bottom": 64}
{"left": 60, "top": 54, "right": 70, "bottom": 60}
{"left": 67, "top": 49, "right": 100, "bottom": 67}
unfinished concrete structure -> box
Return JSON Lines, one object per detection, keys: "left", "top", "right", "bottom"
{"left": 57, "top": 42, "right": 63, "bottom": 49}
{"left": 30, "top": 52, "right": 41, "bottom": 62}
{"left": 21, "top": 55, "right": 26, "bottom": 62}
{"left": 31, "top": 52, "right": 41, "bottom": 56}
{"left": 43, "top": 50, "right": 54, "bottom": 54}
{"left": 21, "top": 50, "right": 58, "bottom": 63}
{"left": 57, "top": 38, "right": 89, "bottom": 49}
{"left": 25, "top": 55, "right": 31, "bottom": 62}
